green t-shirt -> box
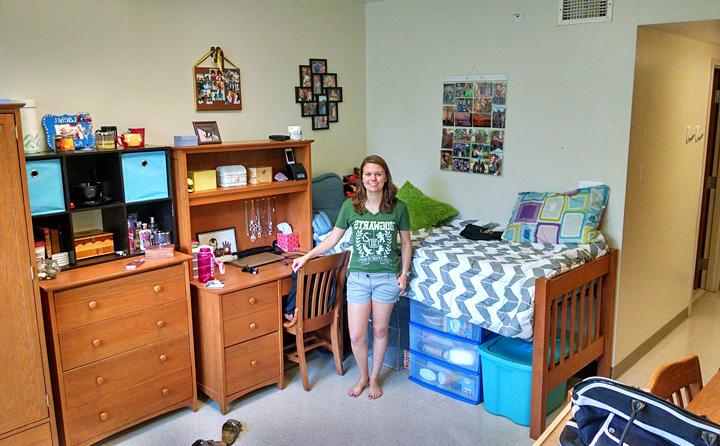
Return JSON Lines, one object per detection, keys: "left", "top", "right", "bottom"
{"left": 335, "top": 198, "right": 410, "bottom": 273}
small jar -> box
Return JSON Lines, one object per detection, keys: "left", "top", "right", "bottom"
{"left": 58, "top": 135, "right": 74, "bottom": 152}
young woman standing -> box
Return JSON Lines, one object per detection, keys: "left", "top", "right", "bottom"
{"left": 292, "top": 155, "right": 412, "bottom": 399}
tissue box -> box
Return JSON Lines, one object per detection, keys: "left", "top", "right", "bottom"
{"left": 276, "top": 232, "right": 300, "bottom": 252}
{"left": 174, "top": 135, "right": 198, "bottom": 146}
{"left": 248, "top": 166, "right": 272, "bottom": 184}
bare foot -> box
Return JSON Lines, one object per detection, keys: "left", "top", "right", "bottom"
{"left": 348, "top": 377, "right": 368, "bottom": 397}
{"left": 368, "top": 378, "right": 383, "bottom": 400}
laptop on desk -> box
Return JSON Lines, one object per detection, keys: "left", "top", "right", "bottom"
{"left": 228, "top": 251, "right": 284, "bottom": 269}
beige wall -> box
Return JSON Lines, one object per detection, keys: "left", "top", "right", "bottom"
{"left": 0, "top": 0, "right": 366, "bottom": 176}
{"left": 616, "top": 27, "right": 720, "bottom": 363}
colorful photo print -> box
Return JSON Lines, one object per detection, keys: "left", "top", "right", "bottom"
{"left": 453, "top": 128, "right": 470, "bottom": 143}
{"left": 299, "top": 65, "right": 312, "bottom": 87}
{"left": 312, "top": 74, "right": 324, "bottom": 95}
{"left": 494, "top": 82, "right": 507, "bottom": 99}
{"left": 452, "top": 158, "right": 470, "bottom": 172}
{"left": 492, "top": 104, "right": 506, "bottom": 128}
{"left": 473, "top": 97, "right": 492, "bottom": 113}
{"left": 312, "top": 115, "right": 329, "bottom": 130}
{"left": 452, "top": 142, "right": 470, "bottom": 157}
{"left": 441, "top": 128, "right": 454, "bottom": 149}
{"left": 455, "top": 112, "right": 471, "bottom": 127}
{"left": 316, "top": 94, "right": 328, "bottom": 115}
{"left": 443, "top": 83, "right": 456, "bottom": 104}
{"left": 442, "top": 106, "right": 455, "bottom": 126}
{"left": 301, "top": 102, "right": 318, "bottom": 117}
{"left": 470, "top": 144, "right": 483, "bottom": 159}
{"left": 471, "top": 113, "right": 490, "bottom": 127}
{"left": 295, "top": 87, "right": 313, "bottom": 103}
{"left": 470, "top": 128, "right": 489, "bottom": 144}
{"left": 328, "top": 102, "right": 338, "bottom": 122}
{"left": 456, "top": 83, "right": 473, "bottom": 98}
{"left": 470, "top": 159, "right": 486, "bottom": 174}
{"left": 456, "top": 98, "right": 471, "bottom": 112}
{"left": 322, "top": 73, "right": 337, "bottom": 88}
{"left": 488, "top": 150, "right": 503, "bottom": 175}
{"left": 195, "top": 67, "right": 242, "bottom": 110}
{"left": 326, "top": 87, "right": 342, "bottom": 102}
{"left": 441, "top": 151, "right": 452, "bottom": 170}
{"left": 491, "top": 130, "right": 504, "bottom": 150}
{"left": 310, "top": 58, "right": 327, "bottom": 74}
{"left": 477, "top": 83, "right": 493, "bottom": 96}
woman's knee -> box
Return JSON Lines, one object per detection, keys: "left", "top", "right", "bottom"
{"left": 349, "top": 330, "right": 367, "bottom": 347}
{"left": 372, "top": 324, "right": 389, "bottom": 340}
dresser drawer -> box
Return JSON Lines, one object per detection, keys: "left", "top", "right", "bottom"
{"left": 222, "top": 282, "right": 277, "bottom": 321}
{"left": 65, "top": 367, "right": 192, "bottom": 446}
{"left": 55, "top": 264, "right": 186, "bottom": 332}
{"left": 225, "top": 333, "right": 279, "bottom": 396}
{"left": 223, "top": 307, "right": 278, "bottom": 347}
{"left": 59, "top": 300, "right": 188, "bottom": 371}
{"left": 63, "top": 334, "right": 191, "bottom": 409}
{"left": 0, "top": 422, "right": 53, "bottom": 446}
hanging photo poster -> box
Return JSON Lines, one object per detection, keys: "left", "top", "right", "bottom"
{"left": 441, "top": 74, "right": 506, "bottom": 175}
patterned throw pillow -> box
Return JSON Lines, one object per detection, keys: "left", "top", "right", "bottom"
{"left": 501, "top": 185, "right": 609, "bottom": 244}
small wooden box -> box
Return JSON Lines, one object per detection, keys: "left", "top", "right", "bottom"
{"left": 247, "top": 166, "right": 272, "bottom": 184}
{"left": 73, "top": 229, "right": 114, "bottom": 260}
{"left": 189, "top": 170, "right": 217, "bottom": 191}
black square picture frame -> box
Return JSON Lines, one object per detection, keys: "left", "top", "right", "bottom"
{"left": 328, "top": 102, "right": 338, "bottom": 123}
{"left": 312, "top": 115, "right": 329, "bottom": 130}
{"left": 299, "top": 65, "right": 312, "bottom": 87}
{"left": 326, "top": 87, "right": 343, "bottom": 102}
{"left": 309, "top": 58, "right": 327, "bottom": 74}
{"left": 322, "top": 73, "right": 337, "bottom": 88}
{"left": 301, "top": 102, "right": 318, "bottom": 117}
{"left": 295, "top": 87, "right": 313, "bottom": 103}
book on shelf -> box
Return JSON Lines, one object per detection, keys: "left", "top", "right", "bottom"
{"left": 38, "top": 227, "right": 61, "bottom": 257}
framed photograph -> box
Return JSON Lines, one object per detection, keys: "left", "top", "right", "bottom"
{"left": 295, "top": 87, "right": 313, "bottom": 103}
{"left": 299, "top": 65, "right": 312, "bottom": 87}
{"left": 316, "top": 94, "right": 328, "bottom": 116}
{"left": 322, "top": 73, "right": 337, "bottom": 88}
{"left": 328, "top": 102, "right": 338, "bottom": 123}
{"left": 312, "top": 115, "right": 329, "bottom": 130}
{"left": 312, "top": 74, "right": 324, "bottom": 95}
{"left": 301, "top": 102, "right": 318, "bottom": 117}
{"left": 197, "top": 227, "right": 237, "bottom": 262}
{"left": 310, "top": 58, "right": 327, "bottom": 74}
{"left": 192, "top": 121, "right": 222, "bottom": 145}
{"left": 326, "top": 87, "right": 343, "bottom": 102}
{"left": 194, "top": 66, "right": 242, "bottom": 111}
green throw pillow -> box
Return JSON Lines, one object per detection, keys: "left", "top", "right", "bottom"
{"left": 396, "top": 181, "right": 458, "bottom": 231}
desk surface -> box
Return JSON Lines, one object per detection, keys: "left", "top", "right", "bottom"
{"left": 191, "top": 259, "right": 294, "bottom": 294}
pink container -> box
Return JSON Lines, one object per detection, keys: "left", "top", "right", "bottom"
{"left": 197, "top": 247, "right": 214, "bottom": 283}
{"left": 276, "top": 232, "right": 300, "bottom": 252}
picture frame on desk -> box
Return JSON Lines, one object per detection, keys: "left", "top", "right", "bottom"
{"left": 197, "top": 227, "right": 237, "bottom": 261}
{"left": 193, "top": 121, "right": 222, "bottom": 145}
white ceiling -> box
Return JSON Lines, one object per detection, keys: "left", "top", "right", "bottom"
{"left": 649, "top": 20, "right": 720, "bottom": 47}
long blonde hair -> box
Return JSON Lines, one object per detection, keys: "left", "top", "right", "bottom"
{"left": 352, "top": 155, "right": 398, "bottom": 214}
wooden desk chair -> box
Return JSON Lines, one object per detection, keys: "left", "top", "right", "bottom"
{"left": 647, "top": 354, "right": 703, "bottom": 409}
{"left": 283, "top": 252, "right": 349, "bottom": 391}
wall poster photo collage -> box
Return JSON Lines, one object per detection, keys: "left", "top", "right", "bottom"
{"left": 441, "top": 74, "right": 506, "bottom": 175}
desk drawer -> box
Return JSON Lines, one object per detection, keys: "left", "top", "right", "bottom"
{"left": 0, "top": 422, "right": 53, "bottom": 446}
{"left": 223, "top": 307, "right": 278, "bottom": 347}
{"left": 59, "top": 300, "right": 188, "bottom": 371}
{"left": 63, "top": 334, "right": 191, "bottom": 409}
{"left": 222, "top": 282, "right": 277, "bottom": 321}
{"left": 225, "top": 333, "right": 279, "bottom": 395}
{"left": 65, "top": 367, "right": 192, "bottom": 446}
{"left": 55, "top": 264, "right": 186, "bottom": 332}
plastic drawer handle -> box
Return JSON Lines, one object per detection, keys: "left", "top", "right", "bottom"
{"left": 88, "top": 301, "right": 97, "bottom": 310}
{"left": 157, "top": 320, "right": 166, "bottom": 328}
{"left": 92, "top": 339, "right": 102, "bottom": 348}
{"left": 141, "top": 160, "right": 148, "bottom": 167}
{"left": 248, "top": 297, "right": 256, "bottom": 305}
{"left": 96, "top": 376, "right": 104, "bottom": 385}
{"left": 159, "top": 354, "right": 167, "bottom": 363}
{"left": 99, "top": 412, "right": 109, "bottom": 422}
{"left": 250, "top": 360, "right": 258, "bottom": 367}
{"left": 161, "top": 388, "right": 170, "bottom": 397}
{"left": 249, "top": 323, "right": 257, "bottom": 330}
{"left": 30, "top": 169, "right": 39, "bottom": 178}
{"left": 153, "top": 285, "right": 163, "bottom": 293}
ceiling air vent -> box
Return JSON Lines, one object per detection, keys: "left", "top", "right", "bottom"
{"left": 558, "top": 0, "right": 613, "bottom": 25}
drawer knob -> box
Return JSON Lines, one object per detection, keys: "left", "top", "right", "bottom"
{"left": 249, "top": 323, "right": 257, "bottom": 330}
{"left": 153, "top": 285, "right": 163, "bottom": 293}
{"left": 88, "top": 301, "right": 97, "bottom": 310}
{"left": 250, "top": 360, "right": 258, "bottom": 368}
{"left": 156, "top": 320, "right": 166, "bottom": 328}
{"left": 99, "top": 412, "right": 109, "bottom": 422}
{"left": 248, "top": 297, "right": 256, "bottom": 305}
{"left": 159, "top": 354, "right": 168, "bottom": 363}
{"left": 96, "top": 376, "right": 105, "bottom": 385}
{"left": 161, "top": 388, "right": 170, "bottom": 397}
{"left": 92, "top": 339, "right": 102, "bottom": 348}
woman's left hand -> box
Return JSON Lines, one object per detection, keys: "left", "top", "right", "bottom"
{"left": 397, "top": 274, "right": 408, "bottom": 294}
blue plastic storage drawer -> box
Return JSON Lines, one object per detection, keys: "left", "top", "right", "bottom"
{"left": 409, "top": 322, "right": 481, "bottom": 372}
{"left": 409, "top": 349, "right": 481, "bottom": 405}
{"left": 121, "top": 151, "right": 168, "bottom": 203}
{"left": 26, "top": 159, "right": 65, "bottom": 215}
{"left": 479, "top": 336, "right": 566, "bottom": 426}
{"left": 409, "top": 299, "right": 484, "bottom": 342}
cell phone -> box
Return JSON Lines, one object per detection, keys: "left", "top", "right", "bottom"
{"left": 125, "top": 258, "right": 145, "bottom": 270}
{"left": 284, "top": 148, "right": 295, "bottom": 165}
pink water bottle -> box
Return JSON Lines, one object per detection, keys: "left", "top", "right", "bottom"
{"left": 197, "top": 247, "right": 214, "bottom": 283}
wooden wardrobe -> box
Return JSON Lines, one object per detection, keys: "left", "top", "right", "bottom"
{"left": 0, "top": 103, "right": 58, "bottom": 445}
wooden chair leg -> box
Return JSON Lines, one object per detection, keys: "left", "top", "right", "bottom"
{"left": 295, "top": 332, "right": 310, "bottom": 391}
{"left": 331, "top": 318, "right": 344, "bottom": 375}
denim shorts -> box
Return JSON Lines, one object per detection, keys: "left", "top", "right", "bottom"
{"left": 346, "top": 272, "right": 400, "bottom": 304}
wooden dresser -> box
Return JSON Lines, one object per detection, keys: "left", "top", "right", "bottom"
{"left": 193, "top": 262, "right": 292, "bottom": 413}
{"left": 0, "top": 103, "right": 58, "bottom": 444}
{"left": 39, "top": 254, "right": 197, "bottom": 446}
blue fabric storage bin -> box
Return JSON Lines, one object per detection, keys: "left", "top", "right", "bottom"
{"left": 409, "top": 349, "right": 482, "bottom": 405}
{"left": 121, "top": 151, "right": 168, "bottom": 203}
{"left": 409, "top": 299, "right": 485, "bottom": 342}
{"left": 26, "top": 159, "right": 65, "bottom": 215}
{"left": 479, "top": 336, "right": 566, "bottom": 426}
{"left": 409, "top": 322, "right": 481, "bottom": 373}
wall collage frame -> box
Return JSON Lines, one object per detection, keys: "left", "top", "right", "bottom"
{"left": 295, "top": 58, "right": 342, "bottom": 130}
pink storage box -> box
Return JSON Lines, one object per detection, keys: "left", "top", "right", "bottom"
{"left": 276, "top": 232, "right": 300, "bottom": 252}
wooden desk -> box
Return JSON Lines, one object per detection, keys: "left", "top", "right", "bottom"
{"left": 688, "top": 370, "right": 720, "bottom": 423}
{"left": 192, "top": 262, "right": 292, "bottom": 413}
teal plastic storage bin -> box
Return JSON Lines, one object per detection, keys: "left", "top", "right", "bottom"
{"left": 26, "top": 159, "right": 65, "bottom": 215}
{"left": 409, "top": 349, "right": 482, "bottom": 404}
{"left": 409, "top": 299, "right": 484, "bottom": 342}
{"left": 409, "top": 322, "right": 481, "bottom": 372}
{"left": 121, "top": 151, "right": 168, "bottom": 203}
{"left": 479, "top": 336, "right": 566, "bottom": 426}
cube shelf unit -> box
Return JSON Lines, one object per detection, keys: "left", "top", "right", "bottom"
{"left": 24, "top": 146, "right": 176, "bottom": 268}
{"left": 171, "top": 140, "right": 313, "bottom": 255}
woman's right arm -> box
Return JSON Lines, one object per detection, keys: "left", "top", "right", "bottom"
{"left": 292, "top": 226, "right": 347, "bottom": 271}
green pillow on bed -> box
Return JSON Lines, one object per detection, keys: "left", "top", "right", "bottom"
{"left": 396, "top": 181, "right": 458, "bottom": 231}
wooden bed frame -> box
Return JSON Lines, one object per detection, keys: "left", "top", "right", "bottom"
{"left": 529, "top": 249, "right": 618, "bottom": 439}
